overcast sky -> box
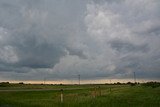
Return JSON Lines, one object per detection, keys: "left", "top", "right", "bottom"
{"left": 0, "top": 0, "right": 160, "bottom": 82}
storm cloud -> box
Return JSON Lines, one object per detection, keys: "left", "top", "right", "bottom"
{"left": 0, "top": 0, "right": 160, "bottom": 82}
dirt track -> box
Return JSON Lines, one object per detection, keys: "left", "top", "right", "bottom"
{"left": 0, "top": 87, "right": 88, "bottom": 92}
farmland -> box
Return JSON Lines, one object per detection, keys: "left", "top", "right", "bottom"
{"left": 0, "top": 83, "right": 160, "bottom": 107}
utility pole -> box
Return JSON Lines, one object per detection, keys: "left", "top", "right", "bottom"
{"left": 134, "top": 72, "right": 136, "bottom": 83}
{"left": 44, "top": 77, "right": 46, "bottom": 84}
{"left": 109, "top": 79, "right": 111, "bottom": 92}
{"left": 78, "top": 74, "right": 80, "bottom": 85}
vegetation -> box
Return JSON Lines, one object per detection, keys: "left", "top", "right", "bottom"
{"left": 141, "top": 82, "right": 160, "bottom": 88}
{"left": 0, "top": 82, "right": 160, "bottom": 107}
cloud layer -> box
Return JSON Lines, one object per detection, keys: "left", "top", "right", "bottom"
{"left": 0, "top": 0, "right": 160, "bottom": 81}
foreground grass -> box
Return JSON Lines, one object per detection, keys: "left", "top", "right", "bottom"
{"left": 0, "top": 85, "right": 160, "bottom": 107}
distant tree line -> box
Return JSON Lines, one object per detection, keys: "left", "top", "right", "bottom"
{"left": 105, "top": 81, "right": 160, "bottom": 88}
{"left": 141, "top": 81, "right": 160, "bottom": 88}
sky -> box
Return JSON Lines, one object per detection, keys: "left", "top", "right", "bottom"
{"left": 0, "top": 0, "right": 160, "bottom": 83}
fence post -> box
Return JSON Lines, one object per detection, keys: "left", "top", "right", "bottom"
{"left": 60, "top": 89, "right": 63, "bottom": 103}
{"left": 110, "top": 87, "right": 111, "bottom": 93}
{"left": 92, "top": 87, "right": 96, "bottom": 98}
{"left": 98, "top": 86, "right": 101, "bottom": 96}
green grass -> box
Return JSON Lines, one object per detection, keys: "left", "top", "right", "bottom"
{"left": 0, "top": 84, "right": 160, "bottom": 107}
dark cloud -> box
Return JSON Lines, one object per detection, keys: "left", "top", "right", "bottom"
{"left": 0, "top": 0, "right": 87, "bottom": 69}
{"left": 110, "top": 40, "right": 149, "bottom": 53}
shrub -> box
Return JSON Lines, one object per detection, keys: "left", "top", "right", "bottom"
{"left": 0, "top": 82, "right": 10, "bottom": 87}
{"left": 19, "top": 82, "right": 24, "bottom": 84}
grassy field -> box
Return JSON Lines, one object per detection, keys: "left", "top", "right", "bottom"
{"left": 0, "top": 84, "right": 160, "bottom": 107}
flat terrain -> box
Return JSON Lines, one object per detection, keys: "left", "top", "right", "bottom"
{"left": 0, "top": 84, "right": 160, "bottom": 107}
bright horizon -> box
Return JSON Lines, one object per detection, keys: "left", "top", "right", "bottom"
{"left": 1, "top": 78, "right": 160, "bottom": 85}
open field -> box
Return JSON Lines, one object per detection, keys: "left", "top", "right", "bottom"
{"left": 0, "top": 83, "right": 160, "bottom": 107}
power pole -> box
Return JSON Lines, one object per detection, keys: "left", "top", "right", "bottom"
{"left": 109, "top": 79, "right": 111, "bottom": 93}
{"left": 134, "top": 72, "right": 136, "bottom": 83}
{"left": 44, "top": 77, "right": 46, "bottom": 84}
{"left": 78, "top": 74, "right": 80, "bottom": 85}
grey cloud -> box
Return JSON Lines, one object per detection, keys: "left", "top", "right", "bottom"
{"left": 110, "top": 40, "right": 149, "bottom": 53}
{"left": 0, "top": 0, "right": 160, "bottom": 81}
{"left": 66, "top": 47, "right": 87, "bottom": 59}
{"left": 0, "top": 0, "right": 87, "bottom": 70}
